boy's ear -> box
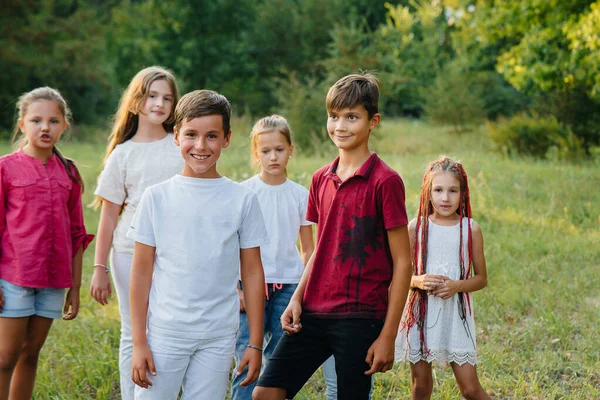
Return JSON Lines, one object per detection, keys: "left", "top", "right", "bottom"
{"left": 369, "top": 113, "right": 381, "bottom": 131}
{"left": 173, "top": 128, "right": 180, "bottom": 146}
{"left": 223, "top": 130, "right": 232, "bottom": 148}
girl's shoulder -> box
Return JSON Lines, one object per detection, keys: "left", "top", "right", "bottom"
{"left": 285, "top": 178, "right": 309, "bottom": 195}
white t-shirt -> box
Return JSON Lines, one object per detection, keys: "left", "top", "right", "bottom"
{"left": 127, "top": 175, "right": 268, "bottom": 339}
{"left": 241, "top": 175, "right": 312, "bottom": 283}
{"left": 94, "top": 134, "right": 183, "bottom": 254}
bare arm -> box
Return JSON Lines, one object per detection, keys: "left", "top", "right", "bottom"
{"left": 90, "top": 199, "right": 121, "bottom": 305}
{"left": 432, "top": 221, "right": 488, "bottom": 299}
{"left": 130, "top": 242, "right": 156, "bottom": 389}
{"left": 63, "top": 245, "right": 83, "bottom": 320}
{"left": 298, "top": 225, "right": 315, "bottom": 266}
{"left": 365, "top": 225, "right": 412, "bottom": 375}
{"left": 237, "top": 247, "right": 265, "bottom": 386}
{"left": 407, "top": 219, "right": 445, "bottom": 291}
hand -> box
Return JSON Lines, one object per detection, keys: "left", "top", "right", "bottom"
{"left": 280, "top": 299, "right": 302, "bottom": 334}
{"left": 132, "top": 344, "right": 156, "bottom": 389}
{"left": 431, "top": 277, "right": 461, "bottom": 300}
{"left": 414, "top": 274, "right": 445, "bottom": 292}
{"left": 90, "top": 268, "right": 112, "bottom": 305}
{"left": 0, "top": 287, "right": 4, "bottom": 312}
{"left": 236, "top": 346, "right": 262, "bottom": 386}
{"left": 63, "top": 288, "right": 80, "bottom": 320}
{"left": 237, "top": 287, "right": 246, "bottom": 312}
{"left": 365, "top": 335, "right": 395, "bottom": 375}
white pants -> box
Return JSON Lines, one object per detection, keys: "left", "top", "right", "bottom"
{"left": 111, "top": 251, "right": 135, "bottom": 400}
{"left": 134, "top": 332, "right": 236, "bottom": 400}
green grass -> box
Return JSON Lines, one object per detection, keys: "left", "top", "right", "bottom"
{"left": 1, "top": 118, "right": 599, "bottom": 399}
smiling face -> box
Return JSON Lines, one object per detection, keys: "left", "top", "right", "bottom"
{"left": 19, "top": 99, "right": 67, "bottom": 157}
{"left": 326, "top": 105, "right": 380, "bottom": 152}
{"left": 255, "top": 130, "right": 293, "bottom": 181}
{"left": 430, "top": 171, "right": 462, "bottom": 221}
{"left": 174, "top": 114, "right": 230, "bottom": 178}
{"left": 139, "top": 79, "right": 175, "bottom": 126}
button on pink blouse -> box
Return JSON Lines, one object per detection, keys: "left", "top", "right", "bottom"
{"left": 0, "top": 150, "right": 94, "bottom": 288}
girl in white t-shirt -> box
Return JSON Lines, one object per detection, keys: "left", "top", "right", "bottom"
{"left": 231, "top": 115, "right": 314, "bottom": 400}
{"left": 89, "top": 66, "right": 183, "bottom": 399}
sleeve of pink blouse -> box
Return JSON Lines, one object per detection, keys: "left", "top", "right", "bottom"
{"left": 0, "top": 164, "right": 6, "bottom": 261}
{"left": 67, "top": 166, "right": 94, "bottom": 252}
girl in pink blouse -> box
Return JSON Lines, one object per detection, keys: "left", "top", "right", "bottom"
{"left": 0, "top": 87, "right": 94, "bottom": 399}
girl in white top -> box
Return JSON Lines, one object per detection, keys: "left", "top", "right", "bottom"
{"left": 230, "top": 115, "right": 314, "bottom": 400}
{"left": 395, "top": 156, "right": 491, "bottom": 399}
{"left": 89, "top": 66, "right": 182, "bottom": 400}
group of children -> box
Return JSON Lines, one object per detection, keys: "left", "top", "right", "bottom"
{"left": 0, "top": 66, "right": 492, "bottom": 400}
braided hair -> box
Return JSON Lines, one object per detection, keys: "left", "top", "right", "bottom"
{"left": 401, "top": 156, "right": 473, "bottom": 357}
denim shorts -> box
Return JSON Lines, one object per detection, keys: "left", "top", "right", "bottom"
{"left": 0, "top": 279, "right": 65, "bottom": 319}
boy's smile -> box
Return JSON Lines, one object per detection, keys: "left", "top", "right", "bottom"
{"left": 327, "top": 106, "right": 380, "bottom": 152}
{"left": 174, "top": 114, "right": 231, "bottom": 178}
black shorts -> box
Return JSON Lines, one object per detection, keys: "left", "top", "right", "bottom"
{"left": 256, "top": 316, "right": 384, "bottom": 399}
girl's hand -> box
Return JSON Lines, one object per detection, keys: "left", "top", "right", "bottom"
{"left": 431, "top": 277, "right": 461, "bottom": 300}
{"left": 414, "top": 274, "right": 445, "bottom": 291}
{"left": 237, "top": 287, "right": 246, "bottom": 312}
{"left": 281, "top": 299, "right": 302, "bottom": 334}
{"left": 90, "top": 268, "right": 112, "bottom": 305}
{"left": 132, "top": 344, "right": 156, "bottom": 389}
{"left": 63, "top": 288, "right": 80, "bottom": 320}
{"left": 236, "top": 347, "right": 262, "bottom": 386}
{"left": 0, "top": 287, "right": 4, "bottom": 311}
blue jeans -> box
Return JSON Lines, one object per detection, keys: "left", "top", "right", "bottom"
{"left": 231, "top": 283, "right": 297, "bottom": 400}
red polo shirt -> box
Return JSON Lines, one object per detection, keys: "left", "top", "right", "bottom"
{"left": 303, "top": 153, "right": 408, "bottom": 319}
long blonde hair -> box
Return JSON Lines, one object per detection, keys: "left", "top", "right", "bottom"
{"left": 12, "top": 87, "right": 84, "bottom": 190}
{"left": 249, "top": 114, "right": 293, "bottom": 172}
{"left": 93, "top": 66, "right": 179, "bottom": 208}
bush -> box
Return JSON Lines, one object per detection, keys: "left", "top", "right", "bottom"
{"left": 422, "top": 61, "right": 486, "bottom": 133}
{"left": 487, "top": 113, "right": 583, "bottom": 159}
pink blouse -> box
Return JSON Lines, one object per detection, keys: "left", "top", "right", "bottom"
{"left": 0, "top": 150, "right": 94, "bottom": 288}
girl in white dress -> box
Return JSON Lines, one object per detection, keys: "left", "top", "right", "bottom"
{"left": 396, "top": 156, "right": 491, "bottom": 399}
{"left": 88, "top": 66, "right": 182, "bottom": 399}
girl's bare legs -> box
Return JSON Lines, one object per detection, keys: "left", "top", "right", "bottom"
{"left": 410, "top": 361, "right": 433, "bottom": 400}
{"left": 0, "top": 317, "right": 29, "bottom": 400}
{"left": 10, "top": 316, "right": 54, "bottom": 400}
{"left": 450, "top": 362, "right": 491, "bottom": 400}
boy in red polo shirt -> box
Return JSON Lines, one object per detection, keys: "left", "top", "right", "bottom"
{"left": 253, "top": 74, "right": 412, "bottom": 400}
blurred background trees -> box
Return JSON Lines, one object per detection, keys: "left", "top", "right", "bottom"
{"left": 2, "top": 0, "right": 599, "bottom": 157}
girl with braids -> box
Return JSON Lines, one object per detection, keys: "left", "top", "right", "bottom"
{"left": 395, "top": 156, "right": 490, "bottom": 399}
{"left": 89, "top": 66, "right": 181, "bottom": 399}
{"left": 0, "top": 87, "right": 94, "bottom": 398}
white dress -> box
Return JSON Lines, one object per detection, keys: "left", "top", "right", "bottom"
{"left": 395, "top": 218, "right": 478, "bottom": 365}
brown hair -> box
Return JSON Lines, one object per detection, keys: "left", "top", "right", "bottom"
{"left": 249, "top": 114, "right": 292, "bottom": 171}
{"left": 326, "top": 73, "right": 379, "bottom": 118}
{"left": 174, "top": 90, "right": 231, "bottom": 134}
{"left": 93, "top": 66, "right": 179, "bottom": 207}
{"left": 12, "top": 87, "right": 84, "bottom": 190}
{"left": 402, "top": 156, "right": 474, "bottom": 356}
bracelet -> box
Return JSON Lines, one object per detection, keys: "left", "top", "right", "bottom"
{"left": 94, "top": 264, "right": 110, "bottom": 274}
{"left": 246, "top": 344, "right": 263, "bottom": 352}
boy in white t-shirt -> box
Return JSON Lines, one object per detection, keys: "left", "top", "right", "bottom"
{"left": 127, "top": 90, "right": 268, "bottom": 400}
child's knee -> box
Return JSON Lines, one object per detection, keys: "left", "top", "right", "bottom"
{"left": 458, "top": 383, "right": 482, "bottom": 399}
{"left": 252, "top": 386, "right": 286, "bottom": 400}
{"left": 412, "top": 375, "right": 433, "bottom": 398}
{"left": 0, "top": 350, "right": 20, "bottom": 371}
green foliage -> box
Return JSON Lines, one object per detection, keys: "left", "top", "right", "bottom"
{"left": 487, "top": 113, "right": 584, "bottom": 159}
{"left": 422, "top": 60, "right": 485, "bottom": 132}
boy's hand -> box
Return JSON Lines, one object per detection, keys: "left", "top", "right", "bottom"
{"left": 280, "top": 299, "right": 302, "bottom": 334}
{"left": 132, "top": 344, "right": 156, "bottom": 389}
{"left": 237, "top": 286, "right": 246, "bottom": 312}
{"left": 0, "top": 287, "right": 4, "bottom": 311}
{"left": 365, "top": 335, "right": 395, "bottom": 375}
{"left": 90, "top": 268, "right": 112, "bottom": 305}
{"left": 415, "top": 274, "right": 445, "bottom": 292}
{"left": 236, "top": 347, "right": 262, "bottom": 386}
{"left": 63, "top": 288, "right": 80, "bottom": 320}
{"left": 431, "top": 277, "right": 460, "bottom": 299}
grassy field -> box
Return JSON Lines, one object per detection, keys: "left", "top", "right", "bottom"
{"left": 1, "top": 118, "right": 599, "bottom": 399}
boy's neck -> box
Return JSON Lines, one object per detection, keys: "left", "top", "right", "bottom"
{"left": 335, "top": 146, "right": 372, "bottom": 181}
{"left": 132, "top": 119, "right": 168, "bottom": 142}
